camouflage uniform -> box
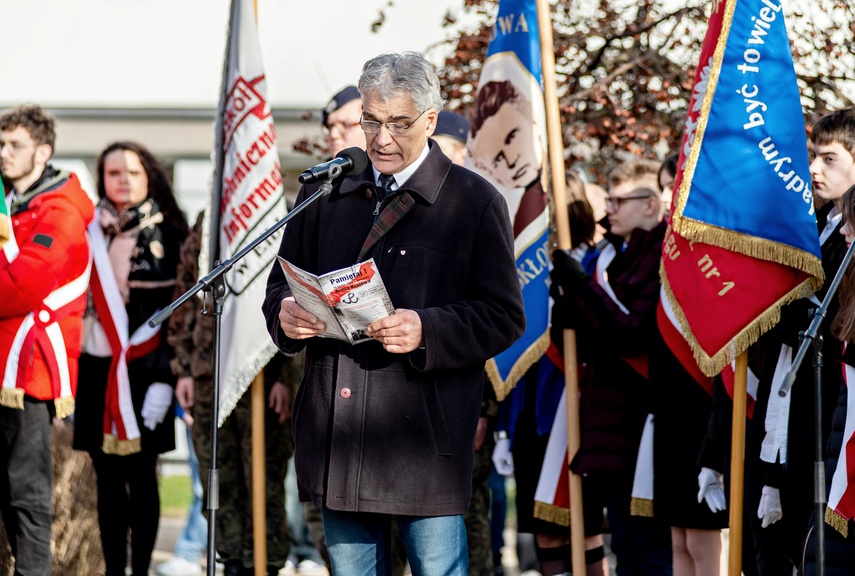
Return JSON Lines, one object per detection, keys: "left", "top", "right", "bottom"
{"left": 464, "top": 377, "right": 498, "bottom": 576}
{"left": 168, "top": 213, "right": 298, "bottom": 572}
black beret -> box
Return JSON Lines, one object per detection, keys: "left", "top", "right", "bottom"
{"left": 434, "top": 111, "right": 470, "bottom": 143}
{"left": 322, "top": 86, "right": 361, "bottom": 126}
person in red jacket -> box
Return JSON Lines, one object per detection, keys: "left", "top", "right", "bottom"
{"left": 0, "top": 104, "right": 94, "bottom": 575}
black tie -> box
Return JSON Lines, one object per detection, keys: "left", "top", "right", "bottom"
{"left": 377, "top": 173, "right": 396, "bottom": 200}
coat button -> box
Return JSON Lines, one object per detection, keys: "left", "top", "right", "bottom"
{"left": 340, "top": 388, "right": 352, "bottom": 399}
{"left": 364, "top": 190, "right": 372, "bottom": 199}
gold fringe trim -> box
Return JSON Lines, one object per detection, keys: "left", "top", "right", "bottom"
{"left": 671, "top": 217, "right": 825, "bottom": 283}
{"left": 101, "top": 434, "right": 142, "bottom": 456}
{"left": 486, "top": 332, "right": 550, "bottom": 402}
{"left": 673, "top": 0, "right": 737, "bottom": 221}
{"left": 825, "top": 506, "right": 850, "bottom": 538}
{"left": 533, "top": 500, "right": 570, "bottom": 527}
{"left": 630, "top": 497, "right": 654, "bottom": 518}
{"left": 660, "top": 261, "right": 817, "bottom": 377}
{"left": 0, "top": 388, "right": 24, "bottom": 410}
{"left": 54, "top": 397, "right": 75, "bottom": 420}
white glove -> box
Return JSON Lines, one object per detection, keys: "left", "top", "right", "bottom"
{"left": 492, "top": 437, "right": 514, "bottom": 476}
{"left": 141, "top": 382, "right": 173, "bottom": 431}
{"left": 757, "top": 485, "right": 783, "bottom": 528}
{"left": 697, "top": 467, "right": 726, "bottom": 513}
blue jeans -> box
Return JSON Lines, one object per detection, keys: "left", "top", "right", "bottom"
{"left": 321, "top": 508, "right": 468, "bottom": 576}
{"left": 173, "top": 426, "right": 207, "bottom": 562}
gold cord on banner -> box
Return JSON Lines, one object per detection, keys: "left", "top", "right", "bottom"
{"left": 672, "top": 219, "right": 825, "bottom": 283}
{"left": 486, "top": 333, "right": 550, "bottom": 402}
{"left": 660, "top": 259, "right": 817, "bottom": 377}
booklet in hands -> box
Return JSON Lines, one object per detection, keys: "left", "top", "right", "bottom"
{"left": 277, "top": 256, "right": 395, "bottom": 344}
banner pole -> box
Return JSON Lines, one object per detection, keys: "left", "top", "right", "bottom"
{"left": 728, "top": 351, "right": 748, "bottom": 576}
{"left": 251, "top": 372, "right": 267, "bottom": 576}
{"left": 534, "top": 1, "right": 584, "bottom": 573}
{"left": 247, "top": 8, "right": 267, "bottom": 576}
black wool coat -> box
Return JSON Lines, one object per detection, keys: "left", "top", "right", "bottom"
{"left": 262, "top": 142, "right": 525, "bottom": 516}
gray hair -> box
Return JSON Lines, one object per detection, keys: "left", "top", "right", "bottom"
{"left": 358, "top": 52, "right": 444, "bottom": 113}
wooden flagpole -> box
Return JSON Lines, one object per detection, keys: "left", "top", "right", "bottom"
{"left": 251, "top": 371, "right": 267, "bottom": 576}
{"left": 728, "top": 351, "right": 748, "bottom": 576}
{"left": 248, "top": 5, "right": 268, "bottom": 576}
{"left": 534, "top": 1, "right": 585, "bottom": 574}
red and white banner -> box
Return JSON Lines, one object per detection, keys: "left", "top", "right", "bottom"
{"left": 201, "top": 0, "right": 286, "bottom": 424}
{"left": 659, "top": 0, "right": 822, "bottom": 379}
{"left": 827, "top": 361, "right": 855, "bottom": 536}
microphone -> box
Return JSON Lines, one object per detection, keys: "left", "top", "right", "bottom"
{"left": 298, "top": 147, "right": 369, "bottom": 184}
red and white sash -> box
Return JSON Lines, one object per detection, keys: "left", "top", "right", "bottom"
{"left": 759, "top": 345, "right": 793, "bottom": 464}
{"left": 594, "top": 243, "right": 655, "bottom": 515}
{"left": 826, "top": 359, "right": 855, "bottom": 536}
{"left": 0, "top": 227, "right": 91, "bottom": 418}
{"left": 630, "top": 413, "right": 655, "bottom": 517}
{"left": 88, "top": 214, "right": 161, "bottom": 455}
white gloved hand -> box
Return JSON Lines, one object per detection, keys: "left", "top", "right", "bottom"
{"left": 492, "top": 437, "right": 514, "bottom": 476}
{"left": 141, "top": 382, "right": 173, "bottom": 431}
{"left": 757, "top": 485, "right": 783, "bottom": 528}
{"left": 697, "top": 467, "right": 727, "bottom": 513}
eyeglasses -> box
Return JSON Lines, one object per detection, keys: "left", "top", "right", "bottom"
{"left": 359, "top": 109, "right": 428, "bottom": 137}
{"left": 323, "top": 120, "right": 360, "bottom": 135}
{"left": 605, "top": 194, "right": 652, "bottom": 210}
{"left": 0, "top": 141, "right": 35, "bottom": 155}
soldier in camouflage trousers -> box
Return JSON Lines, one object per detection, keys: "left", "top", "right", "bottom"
{"left": 465, "top": 377, "right": 499, "bottom": 576}
{"left": 168, "top": 212, "right": 300, "bottom": 576}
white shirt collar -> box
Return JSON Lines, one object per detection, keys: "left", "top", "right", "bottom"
{"left": 372, "top": 142, "right": 431, "bottom": 190}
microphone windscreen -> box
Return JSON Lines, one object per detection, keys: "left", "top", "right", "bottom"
{"left": 336, "top": 147, "right": 370, "bottom": 176}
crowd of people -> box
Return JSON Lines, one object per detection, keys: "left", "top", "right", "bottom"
{"left": 1, "top": 48, "right": 854, "bottom": 576}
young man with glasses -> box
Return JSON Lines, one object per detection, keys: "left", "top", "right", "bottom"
{"left": 550, "top": 159, "right": 672, "bottom": 575}
{"left": 0, "top": 105, "right": 94, "bottom": 575}
{"left": 263, "top": 52, "right": 524, "bottom": 576}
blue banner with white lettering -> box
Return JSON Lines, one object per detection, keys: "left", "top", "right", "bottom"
{"left": 673, "top": 0, "right": 821, "bottom": 265}
{"left": 466, "top": 0, "right": 550, "bottom": 399}
{"left": 660, "top": 0, "right": 823, "bottom": 379}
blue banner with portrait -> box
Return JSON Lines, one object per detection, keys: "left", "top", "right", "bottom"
{"left": 467, "top": 0, "right": 550, "bottom": 400}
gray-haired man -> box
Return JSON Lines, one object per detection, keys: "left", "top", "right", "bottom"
{"left": 263, "top": 52, "right": 524, "bottom": 575}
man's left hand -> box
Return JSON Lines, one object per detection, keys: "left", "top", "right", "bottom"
{"left": 268, "top": 382, "right": 292, "bottom": 424}
{"left": 474, "top": 416, "right": 488, "bottom": 451}
{"left": 366, "top": 309, "right": 423, "bottom": 354}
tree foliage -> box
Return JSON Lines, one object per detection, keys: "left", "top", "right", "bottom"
{"left": 426, "top": 0, "right": 855, "bottom": 182}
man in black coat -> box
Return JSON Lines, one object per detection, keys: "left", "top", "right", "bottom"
{"left": 262, "top": 52, "right": 524, "bottom": 576}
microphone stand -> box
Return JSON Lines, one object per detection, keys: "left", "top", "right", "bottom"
{"left": 148, "top": 165, "right": 343, "bottom": 576}
{"left": 778, "top": 237, "right": 855, "bottom": 576}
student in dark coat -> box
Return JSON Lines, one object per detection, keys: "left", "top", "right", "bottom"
{"left": 551, "top": 160, "right": 672, "bottom": 575}
{"left": 262, "top": 52, "right": 524, "bottom": 576}
{"left": 73, "top": 141, "right": 188, "bottom": 576}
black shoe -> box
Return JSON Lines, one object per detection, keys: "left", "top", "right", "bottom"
{"left": 267, "top": 566, "right": 282, "bottom": 576}
{"left": 224, "top": 560, "right": 246, "bottom": 576}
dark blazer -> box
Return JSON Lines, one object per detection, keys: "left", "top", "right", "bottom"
{"left": 262, "top": 141, "right": 525, "bottom": 516}
{"left": 563, "top": 221, "right": 666, "bottom": 474}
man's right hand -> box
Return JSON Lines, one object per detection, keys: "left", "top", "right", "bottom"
{"left": 280, "top": 296, "right": 326, "bottom": 339}
{"left": 175, "top": 376, "right": 195, "bottom": 411}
